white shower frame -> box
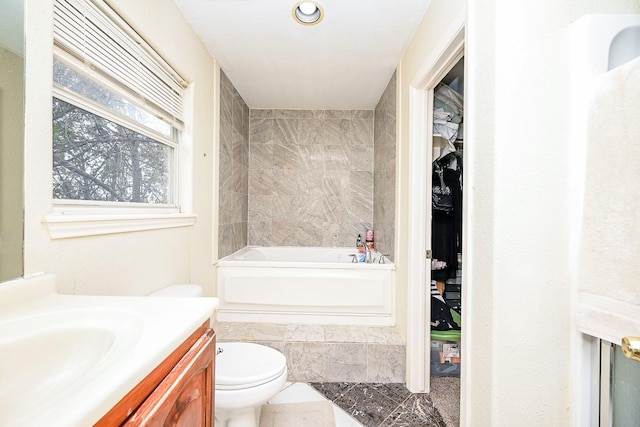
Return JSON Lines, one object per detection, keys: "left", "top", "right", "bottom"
{"left": 405, "top": 21, "right": 465, "bottom": 395}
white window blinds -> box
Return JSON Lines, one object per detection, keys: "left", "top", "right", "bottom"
{"left": 53, "top": 0, "right": 186, "bottom": 128}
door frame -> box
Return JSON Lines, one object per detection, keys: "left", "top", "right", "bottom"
{"left": 405, "top": 25, "right": 465, "bottom": 393}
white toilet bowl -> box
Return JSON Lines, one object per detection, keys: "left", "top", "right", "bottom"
{"left": 149, "top": 285, "right": 288, "bottom": 427}
{"left": 215, "top": 342, "right": 287, "bottom": 427}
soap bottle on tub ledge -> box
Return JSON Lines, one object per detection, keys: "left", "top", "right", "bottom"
{"left": 356, "top": 234, "right": 366, "bottom": 262}
{"left": 365, "top": 229, "right": 375, "bottom": 250}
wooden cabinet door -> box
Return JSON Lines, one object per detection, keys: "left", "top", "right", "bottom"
{"left": 123, "top": 329, "right": 216, "bottom": 427}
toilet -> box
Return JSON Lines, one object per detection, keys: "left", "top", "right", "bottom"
{"left": 149, "top": 284, "right": 288, "bottom": 427}
{"left": 215, "top": 342, "right": 287, "bottom": 426}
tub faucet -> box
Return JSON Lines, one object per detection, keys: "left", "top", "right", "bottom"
{"left": 357, "top": 241, "right": 373, "bottom": 263}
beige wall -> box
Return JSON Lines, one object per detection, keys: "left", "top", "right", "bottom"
{"left": 23, "top": 0, "right": 216, "bottom": 295}
{"left": 398, "top": 0, "right": 640, "bottom": 425}
{"left": 0, "top": 47, "right": 24, "bottom": 282}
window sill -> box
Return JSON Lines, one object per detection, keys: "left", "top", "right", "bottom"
{"left": 43, "top": 212, "right": 197, "bottom": 239}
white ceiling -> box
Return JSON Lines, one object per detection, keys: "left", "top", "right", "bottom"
{"left": 171, "top": 0, "right": 432, "bottom": 110}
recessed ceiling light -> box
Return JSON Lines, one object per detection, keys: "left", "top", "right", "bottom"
{"left": 292, "top": 1, "right": 324, "bottom": 26}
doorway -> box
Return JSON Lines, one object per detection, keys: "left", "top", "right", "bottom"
{"left": 429, "top": 57, "right": 464, "bottom": 378}
{"left": 405, "top": 26, "right": 465, "bottom": 394}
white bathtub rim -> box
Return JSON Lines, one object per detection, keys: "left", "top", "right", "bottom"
{"left": 216, "top": 246, "right": 396, "bottom": 326}
{"left": 217, "top": 245, "right": 395, "bottom": 270}
{"left": 215, "top": 310, "right": 396, "bottom": 326}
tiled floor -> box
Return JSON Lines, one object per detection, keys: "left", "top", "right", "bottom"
{"left": 264, "top": 382, "right": 448, "bottom": 427}
{"left": 266, "top": 383, "right": 363, "bottom": 427}
{"left": 311, "top": 383, "right": 446, "bottom": 427}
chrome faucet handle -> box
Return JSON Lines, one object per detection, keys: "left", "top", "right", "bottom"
{"left": 348, "top": 253, "right": 358, "bottom": 263}
{"left": 378, "top": 254, "right": 390, "bottom": 264}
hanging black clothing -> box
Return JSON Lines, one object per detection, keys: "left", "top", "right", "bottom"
{"left": 431, "top": 162, "right": 462, "bottom": 281}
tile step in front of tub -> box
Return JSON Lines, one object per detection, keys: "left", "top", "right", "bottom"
{"left": 212, "top": 322, "right": 405, "bottom": 383}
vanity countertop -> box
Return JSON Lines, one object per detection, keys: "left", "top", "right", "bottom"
{"left": 0, "top": 274, "right": 218, "bottom": 427}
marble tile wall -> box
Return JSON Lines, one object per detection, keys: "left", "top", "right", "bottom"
{"left": 248, "top": 109, "right": 375, "bottom": 247}
{"left": 373, "top": 72, "right": 396, "bottom": 260}
{"left": 218, "top": 71, "right": 249, "bottom": 258}
{"left": 214, "top": 321, "right": 406, "bottom": 383}
{"left": 218, "top": 72, "right": 397, "bottom": 253}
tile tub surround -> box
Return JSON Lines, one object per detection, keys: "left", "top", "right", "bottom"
{"left": 218, "top": 70, "right": 249, "bottom": 258}
{"left": 373, "top": 71, "right": 396, "bottom": 260}
{"left": 248, "top": 109, "right": 375, "bottom": 247}
{"left": 213, "top": 322, "right": 405, "bottom": 383}
{"left": 218, "top": 71, "right": 398, "bottom": 255}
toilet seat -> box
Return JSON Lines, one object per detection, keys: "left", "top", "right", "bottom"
{"left": 215, "top": 342, "right": 287, "bottom": 391}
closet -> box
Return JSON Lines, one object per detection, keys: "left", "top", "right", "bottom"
{"left": 429, "top": 57, "right": 463, "bottom": 377}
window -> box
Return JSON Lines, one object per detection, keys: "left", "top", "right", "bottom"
{"left": 52, "top": 0, "right": 185, "bottom": 207}
{"left": 47, "top": 0, "right": 195, "bottom": 238}
{"left": 53, "top": 60, "right": 177, "bottom": 205}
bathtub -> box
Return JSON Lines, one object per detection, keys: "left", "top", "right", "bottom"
{"left": 215, "top": 246, "right": 395, "bottom": 325}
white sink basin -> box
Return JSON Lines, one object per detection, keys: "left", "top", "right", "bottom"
{"left": 0, "top": 274, "right": 217, "bottom": 427}
{"left": 0, "top": 308, "right": 142, "bottom": 424}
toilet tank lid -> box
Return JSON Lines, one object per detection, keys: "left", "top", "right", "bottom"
{"left": 149, "top": 284, "right": 203, "bottom": 297}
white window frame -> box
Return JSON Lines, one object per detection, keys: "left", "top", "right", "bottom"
{"left": 45, "top": 0, "right": 196, "bottom": 239}
{"left": 52, "top": 53, "right": 181, "bottom": 210}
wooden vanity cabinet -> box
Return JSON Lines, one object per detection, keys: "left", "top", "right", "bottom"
{"left": 95, "top": 323, "right": 216, "bottom": 427}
